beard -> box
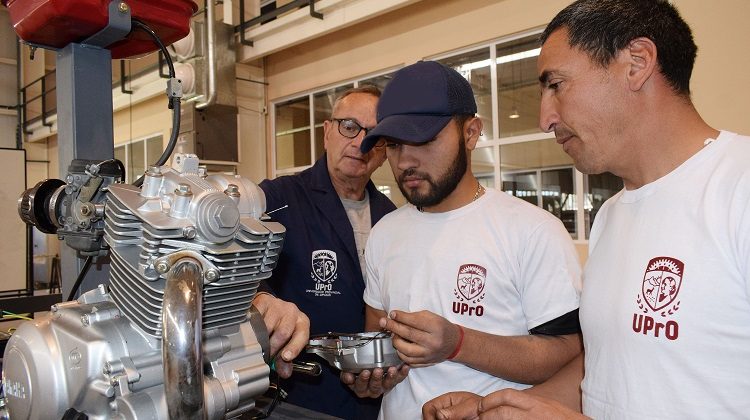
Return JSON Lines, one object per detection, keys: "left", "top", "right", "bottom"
{"left": 397, "top": 135, "right": 468, "bottom": 209}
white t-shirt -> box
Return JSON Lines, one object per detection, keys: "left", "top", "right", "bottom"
{"left": 581, "top": 131, "right": 750, "bottom": 419}
{"left": 341, "top": 190, "right": 372, "bottom": 280}
{"left": 364, "top": 187, "right": 581, "bottom": 420}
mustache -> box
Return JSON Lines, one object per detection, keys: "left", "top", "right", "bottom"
{"left": 554, "top": 127, "right": 575, "bottom": 140}
{"left": 398, "top": 168, "right": 431, "bottom": 184}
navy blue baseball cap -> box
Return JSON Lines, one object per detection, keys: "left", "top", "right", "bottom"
{"left": 360, "top": 61, "right": 477, "bottom": 153}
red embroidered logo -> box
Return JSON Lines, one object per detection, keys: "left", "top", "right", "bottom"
{"left": 452, "top": 264, "right": 486, "bottom": 317}
{"left": 633, "top": 256, "right": 684, "bottom": 341}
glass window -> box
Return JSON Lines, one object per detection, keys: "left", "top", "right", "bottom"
{"left": 472, "top": 145, "right": 496, "bottom": 189}
{"left": 130, "top": 141, "right": 145, "bottom": 181}
{"left": 114, "top": 135, "right": 162, "bottom": 183}
{"left": 359, "top": 73, "right": 394, "bottom": 92}
{"left": 146, "top": 136, "right": 163, "bottom": 166}
{"left": 114, "top": 145, "right": 127, "bottom": 181}
{"left": 584, "top": 172, "right": 623, "bottom": 238}
{"left": 500, "top": 138, "right": 576, "bottom": 236}
{"left": 275, "top": 97, "right": 311, "bottom": 170}
{"left": 436, "top": 48, "right": 493, "bottom": 141}
{"left": 496, "top": 35, "right": 542, "bottom": 138}
{"left": 542, "top": 168, "right": 576, "bottom": 235}
{"left": 313, "top": 84, "right": 354, "bottom": 160}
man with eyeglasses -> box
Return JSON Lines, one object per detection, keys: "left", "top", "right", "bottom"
{"left": 255, "top": 85, "right": 395, "bottom": 419}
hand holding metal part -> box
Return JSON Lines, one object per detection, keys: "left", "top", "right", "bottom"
{"left": 306, "top": 331, "right": 408, "bottom": 398}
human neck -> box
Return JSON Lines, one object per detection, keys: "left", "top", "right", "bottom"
{"left": 418, "top": 175, "right": 483, "bottom": 213}
{"left": 330, "top": 172, "right": 368, "bottom": 201}
{"left": 617, "top": 100, "right": 719, "bottom": 190}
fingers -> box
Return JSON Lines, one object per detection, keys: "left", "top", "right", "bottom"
{"left": 479, "top": 389, "right": 532, "bottom": 413}
{"left": 422, "top": 392, "right": 482, "bottom": 420}
{"left": 253, "top": 293, "right": 310, "bottom": 359}
{"left": 381, "top": 364, "right": 410, "bottom": 390}
{"left": 380, "top": 311, "right": 427, "bottom": 344}
{"left": 278, "top": 311, "right": 310, "bottom": 362}
{"left": 274, "top": 359, "right": 294, "bottom": 379}
{"left": 340, "top": 365, "right": 410, "bottom": 398}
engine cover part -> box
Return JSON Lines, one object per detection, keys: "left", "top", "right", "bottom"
{"left": 307, "top": 332, "right": 401, "bottom": 373}
{"left": 2, "top": 285, "right": 269, "bottom": 419}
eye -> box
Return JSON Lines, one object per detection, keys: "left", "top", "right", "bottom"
{"left": 340, "top": 119, "right": 361, "bottom": 133}
{"left": 547, "top": 80, "right": 562, "bottom": 91}
{"left": 385, "top": 141, "right": 401, "bottom": 150}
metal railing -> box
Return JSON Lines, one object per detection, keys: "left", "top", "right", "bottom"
{"left": 235, "top": 0, "right": 323, "bottom": 46}
{"left": 19, "top": 70, "right": 56, "bottom": 134}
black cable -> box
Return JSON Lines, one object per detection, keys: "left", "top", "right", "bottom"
{"left": 131, "top": 19, "right": 175, "bottom": 78}
{"left": 130, "top": 19, "right": 182, "bottom": 187}
{"left": 95, "top": 158, "right": 127, "bottom": 182}
{"left": 66, "top": 256, "right": 94, "bottom": 301}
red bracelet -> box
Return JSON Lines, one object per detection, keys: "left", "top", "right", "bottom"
{"left": 447, "top": 324, "right": 464, "bottom": 360}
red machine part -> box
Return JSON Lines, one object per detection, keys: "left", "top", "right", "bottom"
{"left": 4, "top": 0, "right": 198, "bottom": 59}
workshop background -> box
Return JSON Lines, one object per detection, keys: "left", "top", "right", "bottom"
{"left": 0, "top": 0, "right": 748, "bottom": 329}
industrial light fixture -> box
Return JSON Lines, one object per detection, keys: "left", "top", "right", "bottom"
{"left": 508, "top": 106, "right": 520, "bottom": 119}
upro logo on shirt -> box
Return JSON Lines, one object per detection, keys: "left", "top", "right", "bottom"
{"left": 633, "top": 256, "right": 684, "bottom": 340}
{"left": 452, "top": 264, "right": 487, "bottom": 317}
{"left": 308, "top": 250, "right": 340, "bottom": 296}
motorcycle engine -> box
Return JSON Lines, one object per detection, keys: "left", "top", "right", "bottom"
{"left": 3, "top": 154, "right": 285, "bottom": 419}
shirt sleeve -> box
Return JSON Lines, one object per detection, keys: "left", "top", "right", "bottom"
{"left": 517, "top": 217, "right": 582, "bottom": 330}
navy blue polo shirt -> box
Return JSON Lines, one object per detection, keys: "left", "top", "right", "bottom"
{"left": 259, "top": 155, "right": 396, "bottom": 419}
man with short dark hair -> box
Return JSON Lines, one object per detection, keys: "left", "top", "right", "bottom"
{"left": 423, "top": 1, "right": 750, "bottom": 419}
{"left": 256, "top": 85, "right": 396, "bottom": 419}
{"left": 343, "top": 61, "right": 583, "bottom": 419}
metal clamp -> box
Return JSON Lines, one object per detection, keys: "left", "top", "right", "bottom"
{"left": 153, "top": 250, "right": 221, "bottom": 283}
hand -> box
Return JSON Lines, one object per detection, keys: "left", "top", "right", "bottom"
{"left": 423, "top": 391, "right": 482, "bottom": 420}
{"left": 340, "top": 364, "right": 410, "bottom": 398}
{"left": 380, "top": 310, "right": 462, "bottom": 367}
{"left": 475, "top": 389, "right": 588, "bottom": 420}
{"left": 252, "top": 292, "right": 310, "bottom": 378}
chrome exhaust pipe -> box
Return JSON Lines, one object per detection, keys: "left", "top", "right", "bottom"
{"left": 162, "top": 258, "right": 206, "bottom": 419}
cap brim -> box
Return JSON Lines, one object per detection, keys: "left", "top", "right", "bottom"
{"left": 360, "top": 114, "right": 453, "bottom": 153}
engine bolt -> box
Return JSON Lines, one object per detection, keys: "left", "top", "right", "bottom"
{"left": 118, "top": 2, "right": 129, "bottom": 13}
{"left": 81, "top": 314, "right": 90, "bottom": 326}
{"left": 205, "top": 269, "right": 219, "bottom": 282}
{"left": 175, "top": 183, "right": 193, "bottom": 196}
{"left": 183, "top": 225, "right": 197, "bottom": 239}
{"left": 224, "top": 184, "right": 241, "bottom": 197}
{"left": 155, "top": 261, "right": 170, "bottom": 273}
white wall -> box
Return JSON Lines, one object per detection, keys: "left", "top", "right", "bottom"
{"left": 263, "top": 0, "right": 750, "bottom": 137}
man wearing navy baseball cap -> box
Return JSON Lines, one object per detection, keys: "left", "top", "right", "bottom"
{"left": 342, "top": 61, "right": 583, "bottom": 419}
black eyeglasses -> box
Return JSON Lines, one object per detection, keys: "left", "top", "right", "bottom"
{"left": 331, "top": 118, "right": 385, "bottom": 148}
{"left": 331, "top": 118, "right": 371, "bottom": 138}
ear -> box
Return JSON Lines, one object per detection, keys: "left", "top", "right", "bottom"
{"left": 624, "top": 37, "right": 658, "bottom": 92}
{"left": 322, "top": 119, "right": 333, "bottom": 151}
{"left": 464, "top": 117, "right": 483, "bottom": 151}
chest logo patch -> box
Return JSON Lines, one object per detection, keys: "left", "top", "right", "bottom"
{"left": 640, "top": 257, "right": 683, "bottom": 312}
{"left": 307, "top": 250, "right": 341, "bottom": 297}
{"left": 632, "top": 256, "right": 684, "bottom": 341}
{"left": 452, "top": 264, "right": 487, "bottom": 317}
{"left": 311, "top": 250, "right": 337, "bottom": 283}
{"left": 457, "top": 264, "right": 486, "bottom": 300}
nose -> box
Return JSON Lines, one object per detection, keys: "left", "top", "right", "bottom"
{"left": 539, "top": 94, "right": 560, "bottom": 133}
{"left": 389, "top": 144, "right": 420, "bottom": 171}
{"left": 349, "top": 130, "right": 366, "bottom": 151}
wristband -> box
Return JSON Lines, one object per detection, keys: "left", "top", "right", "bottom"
{"left": 447, "top": 324, "right": 464, "bottom": 360}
